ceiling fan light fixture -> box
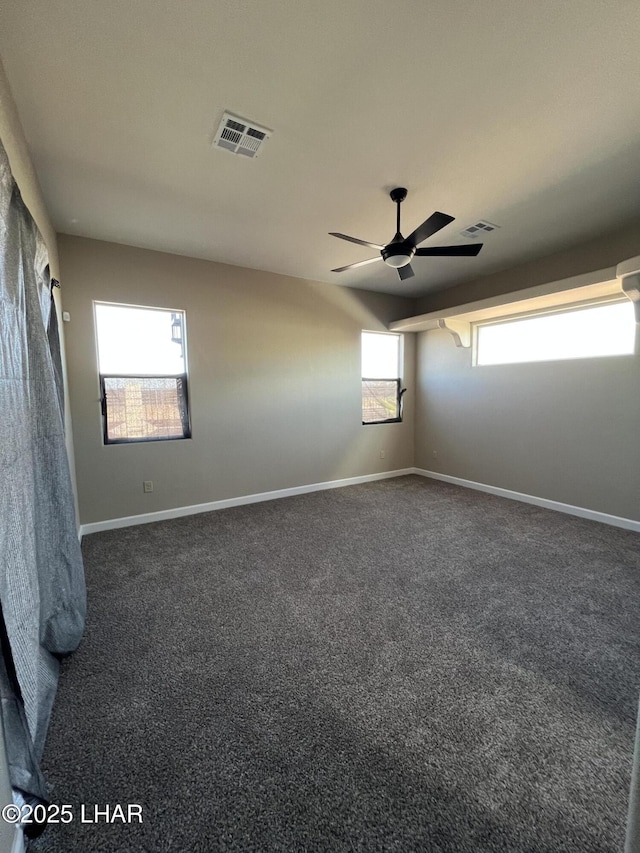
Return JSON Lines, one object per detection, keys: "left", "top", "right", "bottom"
{"left": 384, "top": 253, "right": 412, "bottom": 268}
{"left": 382, "top": 242, "right": 414, "bottom": 268}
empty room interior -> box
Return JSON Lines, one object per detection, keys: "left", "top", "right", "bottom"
{"left": 1, "top": 2, "right": 640, "bottom": 851}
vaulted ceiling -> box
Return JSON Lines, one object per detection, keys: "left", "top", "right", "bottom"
{"left": 2, "top": 0, "right": 640, "bottom": 296}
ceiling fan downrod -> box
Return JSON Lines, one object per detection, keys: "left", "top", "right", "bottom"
{"left": 383, "top": 188, "right": 413, "bottom": 268}
{"left": 390, "top": 187, "right": 407, "bottom": 239}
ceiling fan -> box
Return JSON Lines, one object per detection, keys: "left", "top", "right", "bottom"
{"left": 329, "top": 188, "right": 483, "bottom": 281}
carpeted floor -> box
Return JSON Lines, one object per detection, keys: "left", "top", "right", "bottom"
{"left": 32, "top": 475, "right": 640, "bottom": 852}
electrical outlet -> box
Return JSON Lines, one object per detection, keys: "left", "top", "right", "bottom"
{"left": 143, "top": 480, "right": 154, "bottom": 493}
{"left": 432, "top": 450, "right": 438, "bottom": 458}
{"left": 379, "top": 450, "right": 385, "bottom": 459}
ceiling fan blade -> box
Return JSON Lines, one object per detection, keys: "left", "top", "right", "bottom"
{"left": 331, "top": 256, "right": 382, "bottom": 273}
{"left": 415, "top": 243, "right": 483, "bottom": 257}
{"left": 397, "top": 264, "right": 415, "bottom": 281}
{"left": 406, "top": 212, "right": 455, "bottom": 248}
{"left": 329, "top": 232, "right": 384, "bottom": 250}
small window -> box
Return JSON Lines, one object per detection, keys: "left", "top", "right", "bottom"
{"left": 95, "top": 303, "right": 191, "bottom": 444}
{"left": 475, "top": 300, "right": 636, "bottom": 366}
{"left": 361, "top": 331, "right": 404, "bottom": 424}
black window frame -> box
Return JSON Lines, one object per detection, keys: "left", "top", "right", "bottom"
{"left": 361, "top": 377, "right": 405, "bottom": 425}
{"left": 100, "top": 373, "right": 191, "bottom": 445}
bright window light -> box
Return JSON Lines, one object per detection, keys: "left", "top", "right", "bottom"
{"left": 361, "top": 331, "right": 400, "bottom": 378}
{"left": 95, "top": 303, "right": 185, "bottom": 374}
{"left": 94, "top": 303, "right": 190, "bottom": 444}
{"left": 476, "top": 301, "right": 636, "bottom": 366}
{"left": 361, "top": 332, "right": 402, "bottom": 424}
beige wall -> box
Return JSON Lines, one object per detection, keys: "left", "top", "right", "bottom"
{"left": 59, "top": 235, "right": 415, "bottom": 525}
{"left": 415, "top": 328, "right": 639, "bottom": 520}
{"left": 412, "top": 221, "right": 640, "bottom": 521}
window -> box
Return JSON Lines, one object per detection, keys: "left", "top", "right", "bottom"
{"left": 95, "top": 303, "right": 191, "bottom": 444}
{"left": 361, "top": 331, "right": 404, "bottom": 424}
{"left": 475, "top": 300, "right": 636, "bottom": 366}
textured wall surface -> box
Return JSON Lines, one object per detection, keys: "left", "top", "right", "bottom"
{"left": 415, "top": 326, "right": 639, "bottom": 521}
{"left": 59, "top": 235, "right": 415, "bottom": 524}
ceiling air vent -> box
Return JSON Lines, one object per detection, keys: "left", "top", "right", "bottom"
{"left": 459, "top": 220, "right": 499, "bottom": 239}
{"left": 212, "top": 112, "right": 272, "bottom": 158}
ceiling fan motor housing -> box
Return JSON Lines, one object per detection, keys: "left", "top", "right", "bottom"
{"left": 382, "top": 241, "right": 414, "bottom": 268}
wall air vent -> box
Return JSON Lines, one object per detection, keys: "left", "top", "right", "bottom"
{"left": 459, "top": 220, "right": 499, "bottom": 239}
{"left": 212, "top": 111, "right": 272, "bottom": 158}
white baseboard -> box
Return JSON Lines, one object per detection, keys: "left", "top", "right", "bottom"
{"left": 79, "top": 468, "right": 415, "bottom": 537}
{"left": 79, "top": 467, "right": 640, "bottom": 537}
{"left": 413, "top": 468, "right": 640, "bottom": 533}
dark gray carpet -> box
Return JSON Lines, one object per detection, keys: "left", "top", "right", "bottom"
{"left": 32, "top": 476, "right": 640, "bottom": 852}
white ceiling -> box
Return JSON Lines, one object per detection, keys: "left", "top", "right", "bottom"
{"left": 2, "top": 0, "right": 640, "bottom": 297}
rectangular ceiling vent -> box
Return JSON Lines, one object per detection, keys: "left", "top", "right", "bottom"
{"left": 459, "top": 220, "right": 499, "bottom": 239}
{"left": 212, "top": 111, "right": 272, "bottom": 158}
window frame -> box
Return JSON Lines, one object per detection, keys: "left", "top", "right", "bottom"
{"left": 94, "top": 301, "right": 192, "bottom": 446}
{"left": 361, "top": 331, "right": 405, "bottom": 425}
{"left": 361, "top": 377, "right": 404, "bottom": 425}
{"left": 472, "top": 296, "right": 637, "bottom": 367}
{"left": 99, "top": 374, "right": 192, "bottom": 445}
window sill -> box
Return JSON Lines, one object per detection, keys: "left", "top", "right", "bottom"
{"left": 389, "top": 255, "right": 640, "bottom": 348}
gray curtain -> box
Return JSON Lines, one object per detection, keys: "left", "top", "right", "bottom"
{"left": 627, "top": 699, "right": 640, "bottom": 852}
{"left": 0, "top": 139, "right": 86, "bottom": 803}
